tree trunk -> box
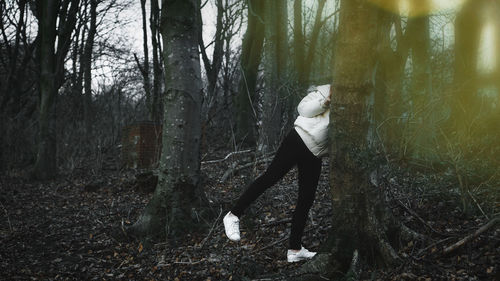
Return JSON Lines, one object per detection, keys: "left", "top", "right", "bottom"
{"left": 301, "top": 0, "right": 326, "bottom": 87}
{"left": 33, "top": 0, "right": 58, "bottom": 180}
{"left": 406, "top": 11, "right": 433, "bottom": 159}
{"left": 327, "top": 0, "right": 403, "bottom": 276}
{"left": 293, "top": 0, "right": 304, "bottom": 86}
{"left": 130, "top": 0, "right": 209, "bottom": 244}
{"left": 83, "top": 0, "right": 97, "bottom": 136}
{"left": 234, "top": 0, "right": 265, "bottom": 146}
{"left": 259, "top": 0, "right": 288, "bottom": 152}
{"left": 448, "top": 0, "right": 484, "bottom": 134}
{"left": 150, "top": 0, "right": 162, "bottom": 124}
{"left": 380, "top": 16, "right": 410, "bottom": 158}
{"left": 139, "top": 0, "right": 152, "bottom": 121}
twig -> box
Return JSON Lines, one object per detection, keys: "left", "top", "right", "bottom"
{"left": 198, "top": 207, "right": 223, "bottom": 249}
{"left": 251, "top": 236, "right": 288, "bottom": 253}
{"left": 468, "top": 190, "right": 489, "bottom": 220}
{"left": 173, "top": 260, "right": 204, "bottom": 265}
{"left": 0, "top": 201, "right": 13, "bottom": 233}
{"left": 201, "top": 149, "right": 253, "bottom": 164}
{"left": 442, "top": 217, "right": 499, "bottom": 255}
{"left": 220, "top": 157, "right": 273, "bottom": 183}
{"left": 261, "top": 213, "right": 330, "bottom": 228}
{"left": 416, "top": 237, "right": 454, "bottom": 258}
{"left": 397, "top": 200, "right": 447, "bottom": 237}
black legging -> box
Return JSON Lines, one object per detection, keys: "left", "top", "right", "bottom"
{"left": 231, "top": 128, "right": 322, "bottom": 250}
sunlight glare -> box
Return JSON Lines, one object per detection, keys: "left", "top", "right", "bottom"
{"left": 477, "top": 22, "right": 497, "bottom": 74}
{"left": 369, "top": 0, "right": 467, "bottom": 16}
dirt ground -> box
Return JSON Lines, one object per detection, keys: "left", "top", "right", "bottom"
{"left": 0, "top": 156, "right": 498, "bottom": 280}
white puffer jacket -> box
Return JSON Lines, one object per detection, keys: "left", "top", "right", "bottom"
{"left": 294, "top": 84, "right": 330, "bottom": 157}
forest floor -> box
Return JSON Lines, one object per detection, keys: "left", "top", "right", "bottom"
{"left": 0, "top": 152, "right": 499, "bottom": 281}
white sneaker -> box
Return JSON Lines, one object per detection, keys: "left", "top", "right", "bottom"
{"left": 287, "top": 246, "right": 316, "bottom": 262}
{"left": 223, "top": 211, "right": 240, "bottom": 241}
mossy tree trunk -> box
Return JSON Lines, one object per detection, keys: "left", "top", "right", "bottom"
{"left": 327, "top": 0, "right": 404, "bottom": 276}
{"left": 130, "top": 0, "right": 209, "bottom": 245}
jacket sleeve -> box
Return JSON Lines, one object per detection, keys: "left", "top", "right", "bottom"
{"left": 297, "top": 90, "right": 329, "bottom": 118}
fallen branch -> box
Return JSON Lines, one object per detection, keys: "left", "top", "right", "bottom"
{"left": 220, "top": 155, "right": 274, "bottom": 183}
{"left": 261, "top": 213, "right": 331, "bottom": 228}
{"left": 416, "top": 237, "right": 454, "bottom": 258}
{"left": 251, "top": 236, "right": 288, "bottom": 253}
{"left": 201, "top": 149, "right": 253, "bottom": 164}
{"left": 442, "top": 216, "right": 499, "bottom": 255}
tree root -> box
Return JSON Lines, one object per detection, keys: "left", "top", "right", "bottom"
{"left": 377, "top": 237, "right": 401, "bottom": 266}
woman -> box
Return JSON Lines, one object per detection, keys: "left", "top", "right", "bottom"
{"left": 223, "top": 84, "right": 331, "bottom": 262}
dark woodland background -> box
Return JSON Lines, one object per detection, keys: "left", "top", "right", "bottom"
{"left": 0, "top": 0, "right": 499, "bottom": 280}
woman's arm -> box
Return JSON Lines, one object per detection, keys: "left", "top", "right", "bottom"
{"left": 297, "top": 87, "right": 330, "bottom": 117}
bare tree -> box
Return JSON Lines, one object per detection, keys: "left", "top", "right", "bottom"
{"left": 293, "top": 0, "right": 327, "bottom": 89}
{"left": 33, "top": 0, "right": 80, "bottom": 180}
{"left": 0, "top": 0, "right": 38, "bottom": 171}
{"left": 136, "top": 0, "right": 152, "bottom": 121}
{"left": 82, "top": 0, "right": 98, "bottom": 136}
{"left": 259, "top": 0, "right": 288, "bottom": 152}
{"left": 150, "top": 0, "right": 163, "bottom": 123}
{"left": 234, "top": 0, "right": 264, "bottom": 146}
{"left": 130, "top": 0, "right": 209, "bottom": 243}
{"left": 448, "top": 0, "right": 485, "bottom": 134}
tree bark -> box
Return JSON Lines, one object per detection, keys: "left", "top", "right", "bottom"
{"left": 234, "top": 0, "right": 265, "bottom": 146}
{"left": 150, "top": 0, "right": 163, "bottom": 123}
{"left": 327, "top": 0, "right": 402, "bottom": 276}
{"left": 82, "top": 0, "right": 97, "bottom": 136}
{"left": 130, "top": 0, "right": 209, "bottom": 244}
{"left": 33, "top": 0, "right": 59, "bottom": 180}
{"left": 140, "top": 0, "right": 152, "bottom": 121}
{"left": 259, "top": 0, "right": 288, "bottom": 152}
{"left": 32, "top": 0, "right": 82, "bottom": 180}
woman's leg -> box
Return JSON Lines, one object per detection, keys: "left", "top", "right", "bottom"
{"left": 289, "top": 152, "right": 322, "bottom": 250}
{"left": 231, "top": 130, "right": 303, "bottom": 217}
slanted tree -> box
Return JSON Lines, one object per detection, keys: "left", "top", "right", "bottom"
{"left": 234, "top": 0, "right": 265, "bottom": 146}
{"left": 130, "top": 0, "right": 209, "bottom": 244}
